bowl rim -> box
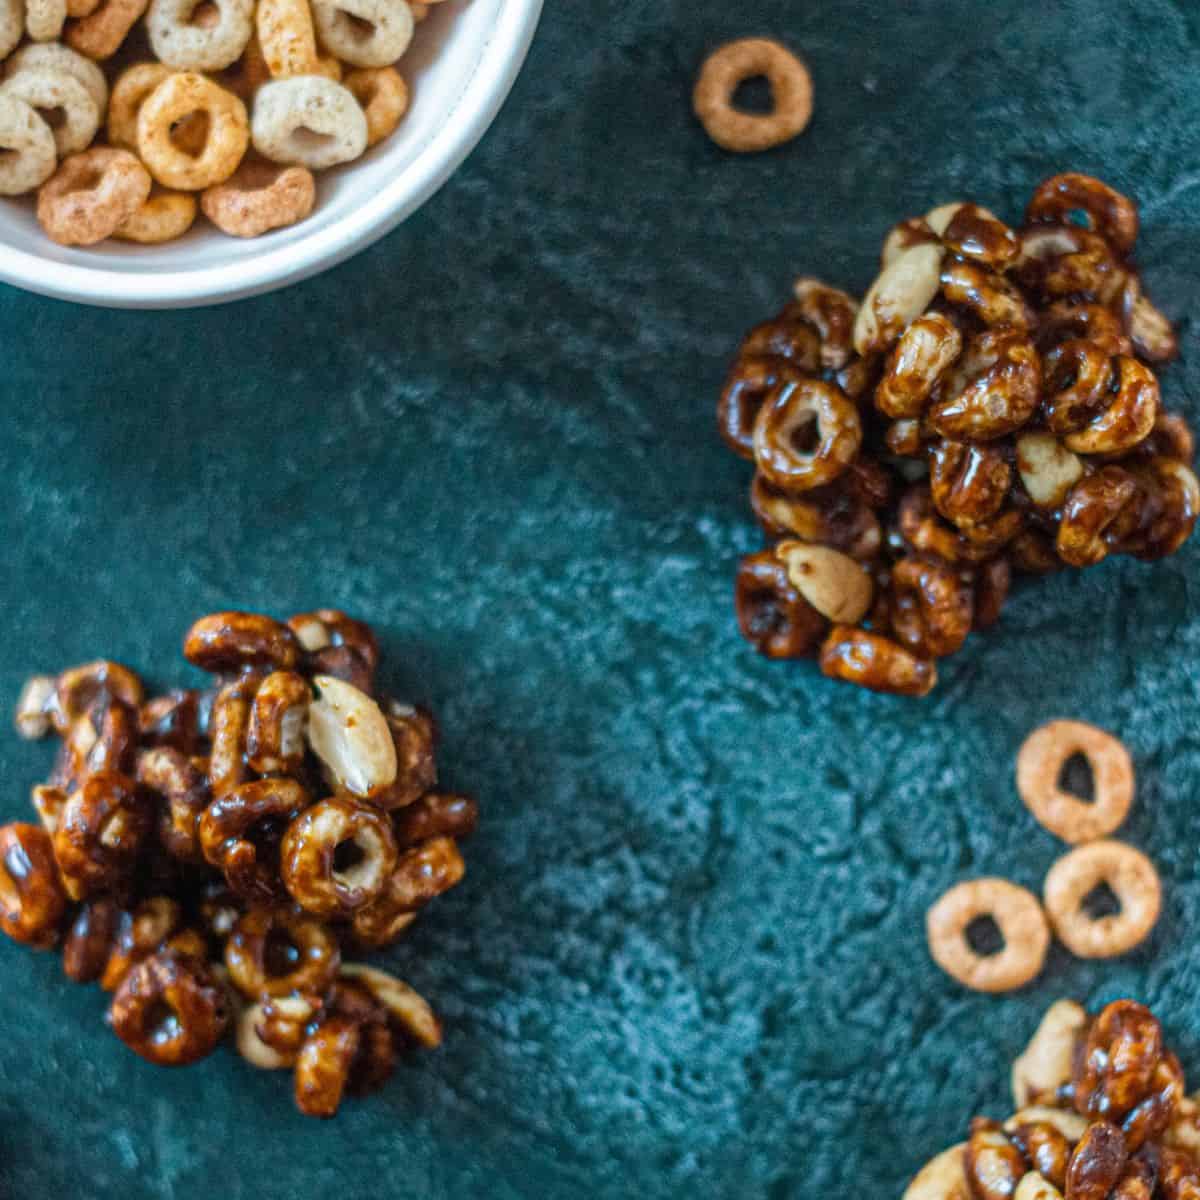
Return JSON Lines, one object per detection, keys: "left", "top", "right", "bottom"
{"left": 0, "top": 0, "right": 543, "bottom": 309}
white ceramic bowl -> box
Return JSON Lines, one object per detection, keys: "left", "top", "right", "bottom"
{"left": 0, "top": 0, "right": 542, "bottom": 307}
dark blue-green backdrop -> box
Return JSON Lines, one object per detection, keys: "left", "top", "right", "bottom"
{"left": 1, "top": 2, "right": 1198, "bottom": 1195}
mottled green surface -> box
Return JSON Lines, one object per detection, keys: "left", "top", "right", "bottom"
{"left": 1, "top": 1, "right": 1199, "bottom": 1196}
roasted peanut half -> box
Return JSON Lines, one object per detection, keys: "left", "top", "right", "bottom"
{"left": 902, "top": 1143, "right": 968, "bottom": 1200}
{"left": 14, "top": 674, "right": 56, "bottom": 739}
{"left": 853, "top": 241, "right": 944, "bottom": 356}
{"left": 776, "top": 540, "right": 873, "bottom": 624}
{"left": 1011, "top": 999, "right": 1086, "bottom": 1104}
{"left": 305, "top": 674, "right": 397, "bottom": 798}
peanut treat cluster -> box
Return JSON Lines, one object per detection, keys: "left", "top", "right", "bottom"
{"left": 3, "top": 609, "right": 476, "bottom": 1118}
{"left": 906, "top": 999, "right": 1200, "bottom": 1200}
{"left": 720, "top": 173, "right": 1197, "bottom": 696}
{"left": 0, "top": 0, "right": 448, "bottom": 245}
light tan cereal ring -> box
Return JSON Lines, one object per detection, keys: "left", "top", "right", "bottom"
{"left": 37, "top": 146, "right": 151, "bottom": 244}
{"left": 65, "top": 0, "right": 149, "bottom": 58}
{"left": 147, "top": 0, "right": 253, "bottom": 71}
{"left": 693, "top": 37, "right": 813, "bottom": 154}
{"left": 1043, "top": 839, "right": 1161, "bottom": 958}
{"left": 311, "top": 0, "right": 412, "bottom": 68}
{"left": 0, "top": 0, "right": 21, "bottom": 57}
{"left": 343, "top": 65, "right": 406, "bottom": 146}
{"left": 0, "top": 93, "right": 55, "bottom": 194}
{"left": 200, "top": 158, "right": 312, "bottom": 236}
{"left": 25, "top": 0, "right": 65, "bottom": 41}
{"left": 1017, "top": 719, "right": 1134, "bottom": 844}
{"left": 106, "top": 61, "right": 171, "bottom": 150}
{"left": 926, "top": 877, "right": 1050, "bottom": 992}
{"left": 251, "top": 75, "right": 366, "bottom": 168}
{"left": 113, "top": 188, "right": 196, "bottom": 241}
{"left": 6, "top": 43, "right": 107, "bottom": 113}
{"left": 137, "top": 71, "right": 249, "bottom": 189}
{"left": 2, "top": 67, "right": 99, "bottom": 157}
{"left": 256, "top": 0, "right": 319, "bottom": 77}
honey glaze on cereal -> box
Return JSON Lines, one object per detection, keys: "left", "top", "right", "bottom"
{"left": 4, "top": 607, "right": 478, "bottom": 1117}
{"left": 719, "top": 173, "right": 1196, "bottom": 696}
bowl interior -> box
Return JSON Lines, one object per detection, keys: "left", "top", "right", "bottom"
{"left": 0, "top": 0, "right": 513, "bottom": 299}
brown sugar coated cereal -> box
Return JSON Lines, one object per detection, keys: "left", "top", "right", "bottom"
{"left": 720, "top": 173, "right": 1195, "bottom": 694}
{"left": 1017, "top": 720, "right": 1134, "bottom": 844}
{"left": 926, "top": 877, "right": 1050, "bottom": 992}
{"left": 693, "top": 37, "right": 813, "bottom": 153}
{"left": 200, "top": 159, "right": 314, "bottom": 237}
{"left": 3, "top": 609, "right": 475, "bottom": 1117}
{"left": 1043, "top": 840, "right": 1161, "bottom": 958}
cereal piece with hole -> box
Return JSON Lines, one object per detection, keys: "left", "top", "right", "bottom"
{"left": 1043, "top": 839, "right": 1161, "bottom": 958}
{"left": 310, "top": 0, "right": 411, "bottom": 67}
{"left": 113, "top": 189, "right": 197, "bottom": 242}
{"left": 37, "top": 146, "right": 150, "bottom": 243}
{"left": 147, "top": 0, "right": 253, "bottom": 70}
{"left": 251, "top": 75, "right": 367, "bottom": 168}
{"left": 343, "top": 65, "right": 406, "bottom": 145}
{"left": 1, "top": 67, "right": 99, "bottom": 157}
{"left": 1017, "top": 720, "right": 1134, "bottom": 844}
{"left": 926, "top": 877, "right": 1050, "bottom": 992}
{"left": 201, "top": 158, "right": 314, "bottom": 236}
{"left": 693, "top": 37, "right": 812, "bottom": 153}
{"left": 5, "top": 43, "right": 107, "bottom": 112}
{"left": 137, "top": 72, "right": 249, "bottom": 189}
{"left": 0, "top": 93, "right": 56, "bottom": 195}
{"left": 65, "top": 0, "right": 150, "bottom": 59}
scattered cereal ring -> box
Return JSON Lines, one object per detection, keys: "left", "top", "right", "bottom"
{"left": 343, "top": 65, "right": 406, "bottom": 146}
{"left": 106, "top": 61, "right": 171, "bottom": 151}
{"left": 2, "top": 67, "right": 99, "bottom": 157}
{"left": 113, "top": 189, "right": 197, "bottom": 242}
{"left": 25, "top": 0, "right": 65, "bottom": 40}
{"left": 65, "top": 0, "right": 149, "bottom": 59}
{"left": 137, "top": 71, "right": 249, "bottom": 189}
{"left": 1017, "top": 720, "right": 1134, "bottom": 844}
{"left": 251, "top": 76, "right": 366, "bottom": 169}
{"left": 0, "top": 0, "right": 21, "bottom": 58}
{"left": 147, "top": 0, "right": 253, "bottom": 71}
{"left": 1043, "top": 839, "right": 1161, "bottom": 958}
{"left": 926, "top": 877, "right": 1050, "bottom": 992}
{"left": 692, "top": 37, "right": 813, "bottom": 154}
{"left": 311, "top": 0, "right": 412, "bottom": 68}
{"left": 37, "top": 146, "right": 151, "bottom": 244}
{"left": 256, "top": 0, "right": 320, "bottom": 77}
{"left": 200, "top": 158, "right": 313, "bottom": 236}
{"left": 5, "top": 42, "right": 107, "bottom": 113}
{"left": 0, "top": 94, "right": 55, "bottom": 195}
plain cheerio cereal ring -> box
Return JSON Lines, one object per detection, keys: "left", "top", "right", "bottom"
{"left": 257, "top": 0, "right": 320, "bottom": 77}
{"left": 137, "top": 72, "right": 249, "bottom": 189}
{"left": 0, "top": 0, "right": 22, "bottom": 58}
{"left": 251, "top": 76, "right": 366, "bottom": 169}
{"left": 693, "top": 37, "right": 813, "bottom": 153}
{"left": 926, "top": 878, "right": 1050, "bottom": 993}
{"left": 37, "top": 146, "right": 151, "bottom": 243}
{"left": 201, "top": 159, "right": 313, "bottom": 236}
{"left": 147, "top": 0, "right": 253, "bottom": 71}
{"left": 25, "top": 0, "right": 66, "bottom": 41}
{"left": 343, "top": 65, "right": 406, "bottom": 146}
{"left": 106, "top": 62, "right": 171, "bottom": 150}
{"left": 113, "top": 188, "right": 196, "bottom": 241}
{"left": 2, "top": 68, "right": 99, "bottom": 157}
{"left": 1017, "top": 719, "right": 1134, "bottom": 844}
{"left": 5, "top": 43, "right": 107, "bottom": 114}
{"left": 0, "top": 94, "right": 55, "bottom": 194}
{"left": 311, "top": 0, "right": 412, "bottom": 68}
{"left": 1043, "top": 840, "right": 1161, "bottom": 959}
{"left": 65, "top": 0, "right": 149, "bottom": 60}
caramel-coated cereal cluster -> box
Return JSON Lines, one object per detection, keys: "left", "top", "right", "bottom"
{"left": 905, "top": 999, "right": 1200, "bottom": 1200}
{"left": 0, "top": 0, "right": 445, "bottom": 245}
{"left": 4, "top": 608, "right": 476, "bottom": 1118}
{"left": 720, "top": 173, "right": 1197, "bottom": 696}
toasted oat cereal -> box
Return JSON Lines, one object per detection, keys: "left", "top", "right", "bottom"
{"left": 2, "top": 65, "right": 98, "bottom": 156}
{"left": 200, "top": 157, "right": 313, "bottom": 236}
{"left": 310, "top": 0, "right": 412, "bottom": 68}
{"left": 36, "top": 145, "right": 150, "bottom": 243}
{"left": 146, "top": 0, "right": 252, "bottom": 72}
{"left": 342, "top": 64, "right": 406, "bottom": 146}
{"left": 251, "top": 75, "right": 366, "bottom": 168}
{"left": 5, "top": 41, "right": 106, "bottom": 111}
{"left": 137, "top": 71, "right": 248, "bottom": 189}
{"left": 112, "top": 187, "right": 195, "bottom": 241}
{"left": 0, "top": 92, "right": 55, "bottom": 193}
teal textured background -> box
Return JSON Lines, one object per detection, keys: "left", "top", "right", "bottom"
{"left": 1, "top": 2, "right": 1199, "bottom": 1195}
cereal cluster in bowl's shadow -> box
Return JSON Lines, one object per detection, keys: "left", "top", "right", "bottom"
{"left": 721, "top": 173, "right": 1197, "bottom": 697}
{"left": 3, "top": 609, "right": 476, "bottom": 1118}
